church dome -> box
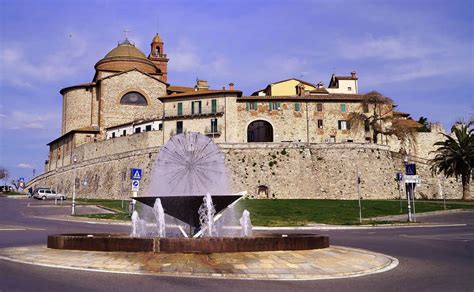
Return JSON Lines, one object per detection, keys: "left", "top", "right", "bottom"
{"left": 95, "top": 39, "right": 159, "bottom": 74}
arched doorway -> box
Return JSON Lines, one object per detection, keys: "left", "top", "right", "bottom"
{"left": 247, "top": 120, "right": 273, "bottom": 142}
{"left": 257, "top": 185, "right": 270, "bottom": 198}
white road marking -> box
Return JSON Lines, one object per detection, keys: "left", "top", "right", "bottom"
{"left": 400, "top": 233, "right": 474, "bottom": 242}
{"left": 0, "top": 224, "right": 45, "bottom": 231}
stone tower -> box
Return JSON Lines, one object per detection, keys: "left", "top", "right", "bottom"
{"left": 148, "top": 33, "right": 169, "bottom": 82}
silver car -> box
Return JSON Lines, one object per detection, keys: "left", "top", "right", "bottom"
{"left": 33, "top": 189, "right": 67, "bottom": 200}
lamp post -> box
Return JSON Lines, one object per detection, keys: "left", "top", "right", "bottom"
{"left": 71, "top": 155, "right": 77, "bottom": 215}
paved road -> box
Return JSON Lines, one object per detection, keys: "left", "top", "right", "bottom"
{"left": 0, "top": 197, "right": 473, "bottom": 291}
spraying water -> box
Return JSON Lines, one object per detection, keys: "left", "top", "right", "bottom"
{"left": 198, "top": 193, "right": 216, "bottom": 237}
{"left": 240, "top": 209, "right": 253, "bottom": 237}
{"left": 153, "top": 198, "right": 166, "bottom": 237}
{"left": 131, "top": 211, "right": 147, "bottom": 237}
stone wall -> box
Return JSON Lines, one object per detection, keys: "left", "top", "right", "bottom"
{"left": 27, "top": 140, "right": 464, "bottom": 201}
{"left": 62, "top": 87, "right": 95, "bottom": 134}
{"left": 233, "top": 100, "right": 373, "bottom": 143}
{"left": 99, "top": 70, "right": 166, "bottom": 137}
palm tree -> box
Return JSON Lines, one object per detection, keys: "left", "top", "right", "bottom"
{"left": 430, "top": 122, "right": 473, "bottom": 201}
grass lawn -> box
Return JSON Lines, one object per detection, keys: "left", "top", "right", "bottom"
{"left": 73, "top": 198, "right": 474, "bottom": 225}
{"left": 239, "top": 199, "right": 474, "bottom": 226}
{"left": 76, "top": 198, "right": 131, "bottom": 220}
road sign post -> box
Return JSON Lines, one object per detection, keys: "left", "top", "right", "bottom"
{"left": 130, "top": 168, "right": 142, "bottom": 213}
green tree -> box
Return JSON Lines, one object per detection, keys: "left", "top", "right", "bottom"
{"left": 416, "top": 116, "right": 431, "bottom": 132}
{"left": 430, "top": 122, "right": 473, "bottom": 201}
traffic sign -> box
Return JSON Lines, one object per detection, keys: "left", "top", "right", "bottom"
{"left": 131, "top": 168, "right": 142, "bottom": 180}
{"left": 404, "top": 175, "right": 421, "bottom": 184}
{"left": 19, "top": 177, "right": 25, "bottom": 182}
{"left": 131, "top": 180, "right": 140, "bottom": 192}
{"left": 405, "top": 163, "right": 416, "bottom": 175}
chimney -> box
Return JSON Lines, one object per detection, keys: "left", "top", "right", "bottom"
{"left": 229, "top": 83, "right": 235, "bottom": 90}
{"left": 351, "top": 71, "right": 357, "bottom": 79}
{"left": 222, "top": 86, "right": 225, "bottom": 90}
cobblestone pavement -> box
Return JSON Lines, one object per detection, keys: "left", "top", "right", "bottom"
{"left": 0, "top": 245, "right": 397, "bottom": 280}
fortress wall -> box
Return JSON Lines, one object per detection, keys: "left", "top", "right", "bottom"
{"left": 27, "top": 139, "right": 464, "bottom": 201}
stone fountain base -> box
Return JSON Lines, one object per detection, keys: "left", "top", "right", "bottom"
{"left": 47, "top": 233, "right": 329, "bottom": 253}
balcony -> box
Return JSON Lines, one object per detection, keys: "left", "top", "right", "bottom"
{"left": 205, "top": 125, "right": 222, "bottom": 136}
{"left": 164, "top": 105, "right": 225, "bottom": 120}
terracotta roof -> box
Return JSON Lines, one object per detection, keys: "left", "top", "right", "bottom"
{"left": 393, "top": 119, "right": 422, "bottom": 128}
{"left": 167, "top": 85, "right": 195, "bottom": 94}
{"left": 97, "top": 68, "right": 168, "bottom": 85}
{"left": 159, "top": 89, "right": 242, "bottom": 100}
{"left": 309, "top": 88, "right": 329, "bottom": 94}
{"left": 238, "top": 93, "right": 364, "bottom": 102}
{"left": 269, "top": 78, "right": 317, "bottom": 87}
{"left": 60, "top": 82, "right": 96, "bottom": 95}
{"left": 393, "top": 111, "right": 410, "bottom": 117}
{"left": 47, "top": 126, "right": 100, "bottom": 146}
{"left": 105, "top": 119, "right": 161, "bottom": 130}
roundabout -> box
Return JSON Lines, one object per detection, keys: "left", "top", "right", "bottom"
{"left": 0, "top": 244, "right": 398, "bottom": 280}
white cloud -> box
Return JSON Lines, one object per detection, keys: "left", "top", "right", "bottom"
{"left": 0, "top": 31, "right": 89, "bottom": 88}
{"left": 335, "top": 34, "right": 473, "bottom": 86}
{"left": 17, "top": 163, "right": 34, "bottom": 169}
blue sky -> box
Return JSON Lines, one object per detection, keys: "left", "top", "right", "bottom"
{"left": 0, "top": 0, "right": 473, "bottom": 182}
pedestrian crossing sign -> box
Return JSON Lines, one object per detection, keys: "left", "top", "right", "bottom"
{"left": 130, "top": 168, "right": 142, "bottom": 180}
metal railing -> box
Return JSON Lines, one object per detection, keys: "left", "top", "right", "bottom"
{"left": 165, "top": 105, "right": 225, "bottom": 119}
{"left": 204, "top": 125, "right": 222, "bottom": 135}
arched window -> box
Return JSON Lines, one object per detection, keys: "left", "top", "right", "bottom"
{"left": 247, "top": 120, "right": 273, "bottom": 142}
{"left": 120, "top": 92, "right": 148, "bottom": 106}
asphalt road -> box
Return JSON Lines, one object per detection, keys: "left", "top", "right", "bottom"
{"left": 0, "top": 196, "right": 473, "bottom": 291}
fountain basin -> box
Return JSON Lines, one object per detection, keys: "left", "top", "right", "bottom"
{"left": 47, "top": 233, "right": 329, "bottom": 253}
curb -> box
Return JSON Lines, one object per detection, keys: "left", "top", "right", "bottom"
{"left": 0, "top": 245, "right": 399, "bottom": 281}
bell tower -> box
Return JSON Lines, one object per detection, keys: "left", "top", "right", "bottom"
{"left": 148, "top": 33, "right": 169, "bottom": 82}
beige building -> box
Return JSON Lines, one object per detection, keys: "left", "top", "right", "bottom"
{"left": 46, "top": 34, "right": 429, "bottom": 173}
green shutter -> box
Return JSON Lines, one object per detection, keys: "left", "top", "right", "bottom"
{"left": 212, "top": 99, "right": 217, "bottom": 113}
{"left": 253, "top": 101, "right": 257, "bottom": 110}
{"left": 198, "top": 101, "right": 202, "bottom": 114}
{"left": 191, "top": 102, "right": 195, "bottom": 114}
{"left": 295, "top": 103, "right": 300, "bottom": 111}
{"left": 340, "top": 104, "right": 346, "bottom": 112}
{"left": 276, "top": 101, "right": 281, "bottom": 109}
{"left": 269, "top": 102, "right": 272, "bottom": 111}
{"left": 178, "top": 102, "right": 183, "bottom": 116}
{"left": 246, "top": 102, "right": 249, "bottom": 111}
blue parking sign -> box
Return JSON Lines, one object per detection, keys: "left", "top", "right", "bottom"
{"left": 130, "top": 168, "right": 142, "bottom": 180}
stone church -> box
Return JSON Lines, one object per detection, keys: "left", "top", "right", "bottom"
{"left": 32, "top": 34, "right": 460, "bottom": 200}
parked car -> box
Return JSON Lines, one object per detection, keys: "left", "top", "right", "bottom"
{"left": 33, "top": 188, "right": 67, "bottom": 200}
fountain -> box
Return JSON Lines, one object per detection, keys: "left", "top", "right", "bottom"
{"left": 48, "top": 133, "right": 329, "bottom": 253}
{"left": 240, "top": 209, "right": 252, "bottom": 237}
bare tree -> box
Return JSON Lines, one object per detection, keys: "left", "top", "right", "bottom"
{"left": 348, "top": 91, "right": 418, "bottom": 147}
{"left": 0, "top": 167, "right": 9, "bottom": 187}
{"left": 11, "top": 179, "right": 20, "bottom": 192}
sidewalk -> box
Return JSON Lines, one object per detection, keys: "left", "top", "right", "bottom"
{"left": 0, "top": 245, "right": 398, "bottom": 281}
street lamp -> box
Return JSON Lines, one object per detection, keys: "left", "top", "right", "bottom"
{"left": 71, "top": 155, "right": 77, "bottom": 215}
